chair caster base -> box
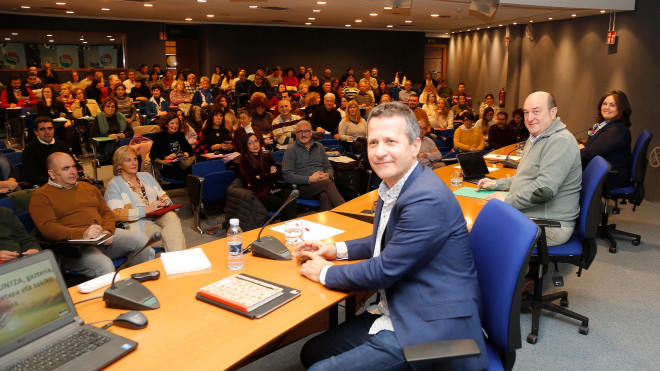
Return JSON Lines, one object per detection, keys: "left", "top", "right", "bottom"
{"left": 560, "top": 297, "right": 569, "bottom": 307}
{"left": 579, "top": 325, "right": 589, "bottom": 335}
{"left": 632, "top": 238, "right": 641, "bottom": 246}
{"left": 191, "top": 226, "right": 203, "bottom": 235}
{"left": 526, "top": 333, "right": 538, "bottom": 344}
{"left": 609, "top": 246, "right": 617, "bottom": 253}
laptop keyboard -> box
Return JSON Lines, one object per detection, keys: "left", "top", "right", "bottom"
{"left": 4, "top": 328, "right": 110, "bottom": 371}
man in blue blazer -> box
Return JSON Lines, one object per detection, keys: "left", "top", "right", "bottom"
{"left": 296, "top": 102, "right": 488, "bottom": 370}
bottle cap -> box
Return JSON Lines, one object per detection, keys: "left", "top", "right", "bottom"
{"left": 229, "top": 218, "right": 239, "bottom": 226}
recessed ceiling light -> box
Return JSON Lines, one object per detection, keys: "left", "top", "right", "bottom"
{"left": 405, "top": 20, "right": 412, "bottom": 23}
{"left": 345, "top": 24, "right": 351, "bottom": 27}
{"left": 66, "top": 10, "right": 74, "bottom": 13}
{"left": 80, "top": 38, "right": 84, "bottom": 41}
{"left": 313, "top": 9, "right": 320, "bottom": 12}
{"left": 445, "top": 32, "right": 449, "bottom": 35}
{"left": 430, "top": 14, "right": 439, "bottom": 17}
{"left": 248, "top": 5, "right": 257, "bottom": 8}
{"left": 548, "top": 17, "right": 553, "bottom": 20}
{"left": 499, "top": 24, "right": 502, "bottom": 26}
{"left": 21, "top": 5, "right": 30, "bottom": 8}
{"left": 144, "top": 3, "right": 153, "bottom": 7}
{"left": 355, "top": 19, "right": 362, "bottom": 22}
{"left": 305, "top": 22, "right": 311, "bottom": 25}
{"left": 56, "top": 2, "right": 66, "bottom": 5}
{"left": 476, "top": 27, "right": 480, "bottom": 30}
{"left": 109, "top": 38, "right": 115, "bottom": 41}
{"left": 512, "top": 22, "right": 517, "bottom": 25}
{"left": 316, "top": 1, "right": 326, "bottom": 4}
{"left": 529, "top": 20, "right": 533, "bottom": 22}
{"left": 185, "top": 17, "right": 192, "bottom": 20}
{"left": 384, "top": 6, "right": 393, "bottom": 10}
{"left": 387, "top": 25, "right": 393, "bottom": 28}
{"left": 308, "top": 17, "right": 315, "bottom": 20}
{"left": 47, "top": 34, "right": 53, "bottom": 37}
{"left": 600, "top": 10, "right": 606, "bottom": 13}
{"left": 11, "top": 33, "right": 18, "bottom": 35}
{"left": 571, "top": 14, "right": 577, "bottom": 17}
{"left": 487, "top": 26, "right": 490, "bottom": 28}
{"left": 370, "top": 13, "right": 377, "bottom": 16}
{"left": 49, "top": 39, "right": 55, "bottom": 42}
{"left": 197, "top": 0, "right": 207, "bottom": 2}
{"left": 101, "top": 8, "right": 110, "bottom": 11}
{"left": 206, "top": 14, "right": 214, "bottom": 17}
{"left": 4, "top": 38, "right": 10, "bottom": 41}
{"left": 107, "top": 35, "right": 112, "bottom": 38}
{"left": 467, "top": 29, "right": 471, "bottom": 31}
{"left": 82, "top": 41, "right": 87, "bottom": 44}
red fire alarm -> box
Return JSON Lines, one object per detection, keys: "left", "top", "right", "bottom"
{"left": 606, "top": 31, "right": 616, "bottom": 45}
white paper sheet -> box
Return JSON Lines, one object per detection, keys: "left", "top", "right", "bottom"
{"left": 269, "top": 219, "right": 345, "bottom": 241}
{"left": 160, "top": 248, "right": 212, "bottom": 276}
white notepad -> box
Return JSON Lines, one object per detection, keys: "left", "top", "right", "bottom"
{"left": 160, "top": 248, "right": 212, "bottom": 276}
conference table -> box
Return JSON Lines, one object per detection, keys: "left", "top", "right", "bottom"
{"left": 68, "top": 143, "right": 519, "bottom": 370}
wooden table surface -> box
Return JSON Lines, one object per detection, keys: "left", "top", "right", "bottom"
{"left": 69, "top": 212, "right": 372, "bottom": 370}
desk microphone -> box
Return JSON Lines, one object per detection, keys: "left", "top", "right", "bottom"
{"left": 103, "top": 232, "right": 162, "bottom": 311}
{"left": 501, "top": 147, "right": 521, "bottom": 169}
{"left": 246, "top": 189, "right": 299, "bottom": 261}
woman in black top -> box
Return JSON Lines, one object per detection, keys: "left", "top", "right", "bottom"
{"left": 239, "top": 133, "right": 296, "bottom": 220}
{"left": 374, "top": 80, "right": 389, "bottom": 104}
{"left": 580, "top": 90, "right": 633, "bottom": 189}
{"left": 150, "top": 111, "right": 195, "bottom": 180}
{"left": 195, "top": 106, "right": 233, "bottom": 156}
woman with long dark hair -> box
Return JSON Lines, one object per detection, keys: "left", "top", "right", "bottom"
{"left": 580, "top": 90, "right": 633, "bottom": 189}
{"left": 239, "top": 132, "right": 296, "bottom": 220}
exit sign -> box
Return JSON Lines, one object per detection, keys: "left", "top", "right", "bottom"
{"left": 606, "top": 31, "right": 616, "bottom": 45}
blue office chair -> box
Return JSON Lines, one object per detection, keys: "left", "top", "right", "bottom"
{"left": 4, "top": 151, "right": 23, "bottom": 177}
{"left": 318, "top": 139, "right": 342, "bottom": 154}
{"left": 600, "top": 130, "right": 653, "bottom": 253}
{"left": 187, "top": 161, "right": 235, "bottom": 234}
{"left": 22, "top": 113, "right": 39, "bottom": 143}
{"left": 403, "top": 200, "right": 540, "bottom": 370}
{"left": 522, "top": 156, "right": 610, "bottom": 344}
{"left": 271, "top": 150, "right": 285, "bottom": 163}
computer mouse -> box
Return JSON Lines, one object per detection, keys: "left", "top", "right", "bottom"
{"left": 112, "top": 311, "right": 148, "bottom": 330}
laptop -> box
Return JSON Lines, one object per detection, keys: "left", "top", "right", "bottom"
{"left": 0, "top": 250, "right": 137, "bottom": 371}
{"left": 456, "top": 152, "right": 493, "bottom": 184}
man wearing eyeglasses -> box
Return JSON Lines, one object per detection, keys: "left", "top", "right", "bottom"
{"left": 282, "top": 121, "right": 345, "bottom": 211}
{"left": 38, "top": 62, "right": 60, "bottom": 85}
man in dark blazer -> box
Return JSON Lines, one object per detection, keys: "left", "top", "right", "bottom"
{"left": 295, "top": 102, "right": 488, "bottom": 370}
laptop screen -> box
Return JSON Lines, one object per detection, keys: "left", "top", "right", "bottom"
{"left": 0, "top": 251, "right": 77, "bottom": 356}
{"left": 457, "top": 152, "right": 490, "bottom": 179}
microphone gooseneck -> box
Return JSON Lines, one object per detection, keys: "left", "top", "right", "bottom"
{"left": 110, "top": 232, "right": 162, "bottom": 289}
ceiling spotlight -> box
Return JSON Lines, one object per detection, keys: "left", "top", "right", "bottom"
{"left": 404, "top": 20, "right": 412, "bottom": 23}
{"left": 387, "top": 25, "right": 393, "bottom": 28}
{"left": 355, "top": 19, "right": 362, "bottom": 22}
{"left": 548, "top": 17, "right": 553, "bottom": 20}
{"left": 207, "top": 14, "right": 214, "bottom": 17}
{"left": 316, "top": 1, "right": 326, "bottom": 4}
{"left": 512, "top": 22, "right": 517, "bottom": 25}
{"left": 21, "top": 5, "right": 30, "bottom": 9}
{"left": 101, "top": 8, "right": 110, "bottom": 11}
{"left": 499, "top": 24, "right": 502, "bottom": 26}
{"left": 80, "top": 38, "right": 84, "bottom": 41}
{"left": 4, "top": 38, "right": 10, "bottom": 41}
{"left": 529, "top": 20, "right": 533, "bottom": 22}
{"left": 431, "top": 14, "right": 439, "bottom": 17}
{"left": 308, "top": 17, "right": 315, "bottom": 20}
{"left": 571, "top": 14, "right": 577, "bottom": 17}
{"left": 82, "top": 41, "right": 87, "bottom": 44}
{"left": 11, "top": 33, "right": 18, "bottom": 35}
{"left": 49, "top": 39, "right": 55, "bottom": 42}
{"left": 248, "top": 5, "right": 257, "bottom": 8}
{"left": 66, "top": 10, "right": 74, "bottom": 13}
{"left": 305, "top": 22, "right": 311, "bottom": 25}
{"left": 313, "top": 9, "right": 320, "bottom": 12}
{"left": 144, "top": 3, "right": 153, "bottom": 7}
{"left": 487, "top": 26, "right": 490, "bottom": 28}
{"left": 107, "top": 35, "right": 112, "bottom": 38}
{"left": 600, "top": 10, "right": 606, "bottom": 13}
{"left": 197, "top": 0, "right": 207, "bottom": 2}
{"left": 384, "top": 6, "right": 392, "bottom": 9}
{"left": 56, "top": 2, "right": 66, "bottom": 5}
{"left": 110, "top": 38, "right": 115, "bottom": 41}
{"left": 476, "top": 27, "right": 480, "bottom": 30}
{"left": 370, "top": 13, "right": 377, "bottom": 16}
{"left": 185, "top": 17, "right": 192, "bottom": 20}
{"left": 345, "top": 24, "right": 351, "bottom": 27}
{"left": 47, "top": 34, "right": 53, "bottom": 37}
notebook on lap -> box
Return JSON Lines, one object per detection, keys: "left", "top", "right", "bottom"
{"left": 456, "top": 152, "right": 492, "bottom": 184}
{"left": 0, "top": 250, "right": 137, "bottom": 371}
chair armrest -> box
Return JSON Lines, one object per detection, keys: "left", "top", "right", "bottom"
{"left": 529, "top": 218, "right": 561, "bottom": 228}
{"left": 403, "top": 339, "right": 481, "bottom": 367}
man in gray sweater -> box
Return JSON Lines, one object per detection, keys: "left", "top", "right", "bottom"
{"left": 282, "top": 121, "right": 345, "bottom": 211}
{"left": 477, "top": 91, "right": 581, "bottom": 246}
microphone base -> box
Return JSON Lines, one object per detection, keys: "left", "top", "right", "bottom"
{"left": 251, "top": 236, "right": 293, "bottom": 260}
{"left": 103, "top": 278, "right": 160, "bottom": 311}
{"left": 502, "top": 160, "right": 519, "bottom": 169}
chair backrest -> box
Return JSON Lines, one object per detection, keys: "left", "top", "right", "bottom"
{"left": 202, "top": 170, "right": 235, "bottom": 202}
{"left": 191, "top": 160, "right": 226, "bottom": 177}
{"left": 578, "top": 156, "right": 611, "bottom": 240}
{"left": 0, "top": 141, "right": 7, "bottom": 150}
{"left": 23, "top": 113, "right": 40, "bottom": 134}
{"left": 4, "top": 151, "right": 22, "bottom": 166}
{"left": 469, "top": 199, "right": 539, "bottom": 354}
{"left": 271, "top": 150, "right": 285, "bottom": 163}
{"left": 631, "top": 130, "right": 652, "bottom": 184}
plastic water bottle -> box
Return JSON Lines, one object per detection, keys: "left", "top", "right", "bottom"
{"left": 227, "top": 218, "right": 244, "bottom": 270}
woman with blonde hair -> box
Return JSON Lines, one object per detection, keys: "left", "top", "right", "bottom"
{"left": 419, "top": 83, "right": 439, "bottom": 105}
{"left": 433, "top": 97, "right": 454, "bottom": 130}
{"left": 422, "top": 92, "right": 439, "bottom": 126}
{"left": 105, "top": 145, "right": 186, "bottom": 252}
{"left": 337, "top": 100, "right": 367, "bottom": 153}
